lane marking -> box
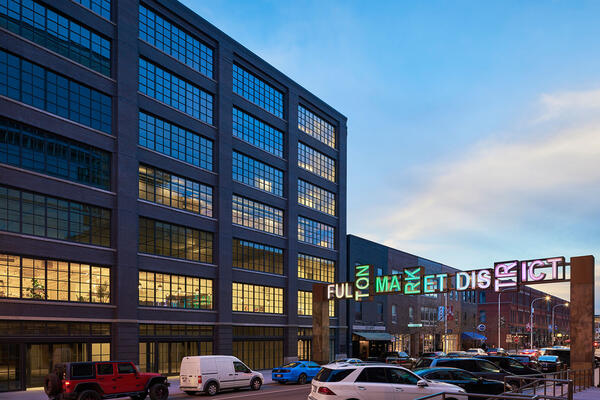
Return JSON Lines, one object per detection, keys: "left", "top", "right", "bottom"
{"left": 172, "top": 385, "right": 310, "bottom": 399}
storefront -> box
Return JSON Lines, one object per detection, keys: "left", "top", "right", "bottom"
{"left": 232, "top": 327, "right": 284, "bottom": 370}
{"left": 352, "top": 332, "right": 393, "bottom": 360}
{"left": 0, "top": 321, "right": 111, "bottom": 392}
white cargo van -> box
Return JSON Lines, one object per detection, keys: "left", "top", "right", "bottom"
{"left": 179, "top": 355, "right": 263, "bottom": 396}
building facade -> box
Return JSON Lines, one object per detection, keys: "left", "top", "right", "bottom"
{"left": 477, "top": 286, "right": 569, "bottom": 350}
{"left": 346, "top": 235, "right": 479, "bottom": 358}
{"left": 0, "top": 0, "right": 347, "bottom": 391}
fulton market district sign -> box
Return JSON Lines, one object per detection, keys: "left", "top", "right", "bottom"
{"left": 327, "top": 257, "right": 568, "bottom": 301}
{"left": 310, "top": 255, "right": 594, "bottom": 371}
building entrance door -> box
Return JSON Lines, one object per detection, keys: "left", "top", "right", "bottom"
{"left": 0, "top": 344, "right": 20, "bottom": 392}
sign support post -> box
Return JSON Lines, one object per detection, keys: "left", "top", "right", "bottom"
{"left": 569, "top": 255, "right": 595, "bottom": 370}
{"left": 313, "top": 283, "right": 330, "bottom": 365}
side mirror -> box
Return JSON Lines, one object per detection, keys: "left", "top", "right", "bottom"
{"left": 417, "top": 380, "right": 428, "bottom": 387}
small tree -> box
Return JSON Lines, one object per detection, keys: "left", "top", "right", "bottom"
{"left": 95, "top": 283, "right": 109, "bottom": 303}
{"left": 27, "top": 278, "right": 45, "bottom": 299}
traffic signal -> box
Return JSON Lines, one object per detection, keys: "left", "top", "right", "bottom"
{"left": 500, "top": 316, "right": 505, "bottom": 327}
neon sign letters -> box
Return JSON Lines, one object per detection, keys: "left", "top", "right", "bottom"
{"left": 327, "top": 256, "right": 567, "bottom": 301}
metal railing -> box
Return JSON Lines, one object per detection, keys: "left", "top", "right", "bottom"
{"left": 415, "top": 368, "right": 597, "bottom": 400}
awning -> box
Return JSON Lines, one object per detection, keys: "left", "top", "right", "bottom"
{"left": 462, "top": 332, "right": 487, "bottom": 341}
{"left": 354, "top": 332, "right": 394, "bottom": 341}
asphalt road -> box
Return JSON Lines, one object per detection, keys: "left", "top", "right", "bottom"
{"left": 168, "top": 383, "right": 311, "bottom": 399}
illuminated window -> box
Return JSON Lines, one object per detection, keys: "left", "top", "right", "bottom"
{"left": 0, "top": 0, "right": 111, "bottom": 75}
{"left": 0, "top": 185, "right": 110, "bottom": 246}
{"left": 0, "top": 50, "right": 112, "bottom": 133}
{"left": 73, "top": 0, "right": 111, "bottom": 19}
{"left": 91, "top": 343, "right": 110, "bottom": 361}
{"left": 232, "top": 151, "right": 283, "bottom": 196}
{"left": 139, "top": 5, "right": 213, "bottom": 78}
{"left": 298, "top": 216, "right": 335, "bottom": 249}
{"left": 139, "top": 58, "right": 213, "bottom": 125}
{"left": 232, "top": 239, "right": 283, "bottom": 275}
{"left": 232, "top": 64, "right": 283, "bottom": 118}
{"left": 139, "top": 165, "right": 212, "bottom": 217}
{"left": 0, "top": 253, "right": 110, "bottom": 303}
{"left": 232, "top": 107, "right": 283, "bottom": 157}
{"left": 232, "top": 195, "right": 283, "bottom": 236}
{"left": 298, "top": 291, "right": 335, "bottom": 317}
{"left": 232, "top": 282, "right": 283, "bottom": 314}
{"left": 138, "top": 217, "right": 213, "bottom": 263}
{"left": 138, "top": 112, "right": 213, "bottom": 170}
{"left": 298, "top": 180, "right": 335, "bottom": 216}
{"left": 138, "top": 271, "right": 213, "bottom": 310}
{"left": 298, "top": 105, "right": 335, "bottom": 149}
{"left": 298, "top": 254, "right": 334, "bottom": 282}
{"left": 298, "top": 143, "right": 335, "bottom": 182}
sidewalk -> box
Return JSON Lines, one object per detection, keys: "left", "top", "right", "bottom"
{"left": 0, "top": 370, "right": 274, "bottom": 400}
{"left": 574, "top": 387, "right": 600, "bottom": 399}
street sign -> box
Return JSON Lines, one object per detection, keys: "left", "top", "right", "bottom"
{"left": 514, "top": 336, "right": 519, "bottom": 343}
{"left": 477, "top": 324, "right": 486, "bottom": 332}
{"left": 438, "top": 306, "right": 445, "bottom": 321}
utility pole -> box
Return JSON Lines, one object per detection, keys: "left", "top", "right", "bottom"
{"left": 444, "top": 292, "right": 448, "bottom": 352}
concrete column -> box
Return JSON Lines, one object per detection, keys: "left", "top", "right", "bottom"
{"left": 569, "top": 255, "right": 595, "bottom": 370}
{"left": 312, "top": 283, "right": 330, "bottom": 364}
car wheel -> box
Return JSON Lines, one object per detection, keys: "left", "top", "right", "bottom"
{"left": 205, "top": 382, "right": 218, "bottom": 396}
{"left": 148, "top": 383, "right": 168, "bottom": 400}
{"left": 250, "top": 377, "right": 262, "bottom": 390}
{"left": 77, "top": 390, "right": 101, "bottom": 400}
{"left": 44, "top": 373, "right": 61, "bottom": 396}
{"left": 297, "top": 373, "right": 307, "bottom": 385}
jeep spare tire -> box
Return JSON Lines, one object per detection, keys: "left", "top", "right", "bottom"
{"left": 44, "top": 373, "right": 61, "bottom": 396}
{"left": 149, "top": 383, "right": 168, "bottom": 400}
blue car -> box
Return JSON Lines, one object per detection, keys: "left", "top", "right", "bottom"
{"left": 271, "top": 360, "right": 321, "bottom": 384}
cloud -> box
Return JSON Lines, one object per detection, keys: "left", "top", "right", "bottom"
{"left": 375, "top": 88, "right": 600, "bottom": 244}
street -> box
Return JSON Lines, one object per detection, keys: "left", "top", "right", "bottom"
{"left": 168, "top": 384, "right": 310, "bottom": 399}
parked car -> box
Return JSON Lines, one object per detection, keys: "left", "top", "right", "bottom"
{"left": 519, "top": 349, "right": 541, "bottom": 359}
{"left": 423, "top": 357, "right": 514, "bottom": 382}
{"left": 476, "top": 356, "right": 540, "bottom": 376}
{"left": 509, "top": 354, "right": 540, "bottom": 370}
{"left": 447, "top": 351, "right": 469, "bottom": 357}
{"left": 414, "top": 367, "right": 510, "bottom": 398}
{"left": 272, "top": 361, "right": 321, "bottom": 384}
{"left": 466, "top": 348, "right": 488, "bottom": 356}
{"left": 415, "top": 357, "right": 436, "bottom": 369}
{"left": 538, "top": 355, "right": 563, "bottom": 372}
{"left": 540, "top": 348, "right": 570, "bottom": 368}
{"left": 421, "top": 351, "right": 446, "bottom": 358}
{"left": 309, "top": 363, "right": 466, "bottom": 400}
{"left": 486, "top": 348, "right": 508, "bottom": 356}
{"left": 179, "top": 355, "right": 263, "bottom": 396}
{"left": 332, "top": 358, "right": 363, "bottom": 365}
{"left": 44, "top": 361, "right": 169, "bottom": 400}
{"left": 382, "top": 351, "right": 416, "bottom": 369}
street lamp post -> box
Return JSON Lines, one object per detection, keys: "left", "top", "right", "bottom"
{"left": 552, "top": 302, "right": 569, "bottom": 345}
{"left": 530, "top": 296, "right": 550, "bottom": 349}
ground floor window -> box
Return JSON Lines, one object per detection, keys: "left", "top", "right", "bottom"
{"left": 138, "top": 341, "right": 212, "bottom": 375}
{"left": 298, "top": 328, "right": 336, "bottom": 362}
{"left": 233, "top": 340, "right": 283, "bottom": 370}
{"left": 422, "top": 334, "right": 435, "bottom": 353}
{"left": 442, "top": 334, "right": 458, "bottom": 353}
{"left": 390, "top": 334, "right": 411, "bottom": 354}
{"left": 0, "top": 344, "right": 20, "bottom": 392}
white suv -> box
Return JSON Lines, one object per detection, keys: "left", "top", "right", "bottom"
{"left": 309, "top": 362, "right": 466, "bottom": 400}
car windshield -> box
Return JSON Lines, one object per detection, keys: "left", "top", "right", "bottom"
{"left": 282, "top": 362, "right": 301, "bottom": 368}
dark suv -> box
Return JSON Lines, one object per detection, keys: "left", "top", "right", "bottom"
{"left": 424, "top": 357, "right": 514, "bottom": 382}
{"left": 476, "top": 356, "right": 540, "bottom": 376}
{"left": 44, "top": 361, "right": 169, "bottom": 400}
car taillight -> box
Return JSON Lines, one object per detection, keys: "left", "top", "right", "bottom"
{"left": 198, "top": 376, "right": 202, "bottom": 384}
{"left": 317, "top": 387, "right": 336, "bottom": 395}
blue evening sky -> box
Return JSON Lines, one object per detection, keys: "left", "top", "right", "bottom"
{"left": 181, "top": 0, "right": 600, "bottom": 310}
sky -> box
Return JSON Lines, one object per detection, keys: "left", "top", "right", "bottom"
{"left": 181, "top": 0, "right": 600, "bottom": 311}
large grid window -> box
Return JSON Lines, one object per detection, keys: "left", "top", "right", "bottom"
{"left": 139, "top": 112, "right": 212, "bottom": 170}
{"left": 0, "top": 185, "right": 110, "bottom": 246}
{"left": 138, "top": 271, "right": 212, "bottom": 310}
{"left": 298, "top": 143, "right": 335, "bottom": 182}
{"left": 72, "top": 0, "right": 111, "bottom": 20}
{"left": 232, "top": 282, "right": 283, "bottom": 314}
{"left": 232, "top": 238, "right": 283, "bottom": 275}
{"left": 139, "top": 5, "right": 212, "bottom": 78}
{"left": 298, "top": 216, "right": 334, "bottom": 250}
{"left": 232, "top": 195, "right": 283, "bottom": 236}
{"left": 232, "top": 151, "right": 283, "bottom": 196}
{"left": 298, "top": 291, "right": 336, "bottom": 317}
{"left": 0, "top": 0, "right": 111, "bottom": 75}
{"left": 138, "top": 217, "right": 213, "bottom": 263}
{"left": 0, "top": 117, "right": 110, "bottom": 190}
{"left": 298, "top": 180, "right": 335, "bottom": 216}
{"left": 298, "top": 105, "right": 335, "bottom": 149}
{"left": 233, "top": 340, "right": 283, "bottom": 371}
{"left": 232, "top": 64, "right": 283, "bottom": 118}
{"left": 298, "top": 254, "right": 335, "bottom": 283}
{"left": 139, "top": 58, "right": 213, "bottom": 125}
{"left": 139, "top": 165, "right": 212, "bottom": 217}
{"left": 232, "top": 107, "right": 283, "bottom": 157}
{"left": 0, "top": 50, "right": 112, "bottom": 133}
{"left": 0, "top": 253, "right": 110, "bottom": 303}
